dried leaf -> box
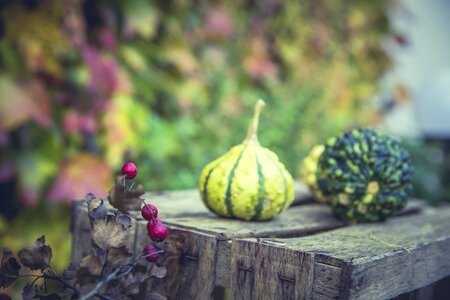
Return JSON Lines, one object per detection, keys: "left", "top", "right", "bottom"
{"left": 18, "top": 236, "right": 52, "bottom": 271}
{"left": 87, "top": 197, "right": 107, "bottom": 221}
{"left": 92, "top": 218, "right": 129, "bottom": 250}
{"left": 76, "top": 253, "right": 102, "bottom": 286}
{"left": 0, "top": 294, "right": 12, "bottom": 300}
{"left": 119, "top": 264, "right": 149, "bottom": 295}
{"left": 0, "top": 248, "right": 21, "bottom": 288}
{"left": 37, "top": 293, "right": 61, "bottom": 300}
{"left": 62, "top": 262, "right": 78, "bottom": 280}
{"left": 22, "top": 284, "right": 36, "bottom": 300}
{"left": 85, "top": 193, "right": 96, "bottom": 201}
{"left": 58, "top": 288, "right": 74, "bottom": 298}
{"left": 115, "top": 211, "right": 132, "bottom": 228}
{"left": 97, "top": 294, "right": 118, "bottom": 300}
{"left": 91, "top": 241, "right": 107, "bottom": 265}
{"left": 149, "top": 265, "right": 167, "bottom": 279}
{"left": 107, "top": 246, "right": 131, "bottom": 265}
{"left": 80, "top": 253, "right": 101, "bottom": 271}
{"left": 108, "top": 175, "right": 144, "bottom": 212}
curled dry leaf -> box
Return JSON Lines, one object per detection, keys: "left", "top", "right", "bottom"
{"left": 0, "top": 248, "right": 21, "bottom": 288}
{"left": 76, "top": 253, "right": 102, "bottom": 286}
{"left": 62, "top": 262, "right": 79, "bottom": 280}
{"left": 87, "top": 196, "right": 107, "bottom": 221}
{"left": 22, "top": 284, "right": 36, "bottom": 300}
{"left": 18, "top": 236, "right": 52, "bottom": 271}
{"left": 108, "top": 175, "right": 144, "bottom": 212}
{"left": 115, "top": 211, "right": 132, "bottom": 228}
{"left": 91, "top": 241, "right": 107, "bottom": 265}
{"left": 118, "top": 264, "right": 149, "bottom": 295}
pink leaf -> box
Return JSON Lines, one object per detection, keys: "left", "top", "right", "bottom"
{"left": 48, "top": 153, "right": 113, "bottom": 203}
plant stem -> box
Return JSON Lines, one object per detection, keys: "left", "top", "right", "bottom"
{"left": 4, "top": 273, "right": 78, "bottom": 294}
{"left": 50, "top": 267, "right": 79, "bottom": 293}
{"left": 79, "top": 268, "right": 120, "bottom": 300}
{"left": 132, "top": 217, "right": 139, "bottom": 260}
{"left": 30, "top": 274, "right": 45, "bottom": 287}
{"left": 129, "top": 181, "right": 135, "bottom": 191}
{"left": 244, "top": 99, "right": 265, "bottom": 144}
{"left": 44, "top": 273, "right": 47, "bottom": 294}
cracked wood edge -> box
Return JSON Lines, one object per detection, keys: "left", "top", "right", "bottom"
{"left": 231, "top": 206, "right": 450, "bottom": 299}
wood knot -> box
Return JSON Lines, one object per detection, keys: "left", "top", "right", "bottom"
{"left": 278, "top": 274, "right": 295, "bottom": 283}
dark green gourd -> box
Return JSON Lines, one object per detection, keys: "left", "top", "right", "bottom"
{"left": 316, "top": 128, "right": 413, "bottom": 223}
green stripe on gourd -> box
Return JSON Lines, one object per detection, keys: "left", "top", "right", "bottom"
{"left": 252, "top": 150, "right": 265, "bottom": 220}
{"left": 224, "top": 146, "right": 247, "bottom": 217}
{"left": 201, "top": 146, "right": 242, "bottom": 212}
{"left": 198, "top": 100, "right": 295, "bottom": 221}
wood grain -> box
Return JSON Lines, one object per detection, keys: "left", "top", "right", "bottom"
{"left": 146, "top": 227, "right": 218, "bottom": 300}
{"left": 232, "top": 206, "right": 450, "bottom": 300}
{"left": 144, "top": 181, "right": 314, "bottom": 219}
{"left": 231, "top": 240, "right": 315, "bottom": 300}
{"left": 70, "top": 185, "right": 427, "bottom": 299}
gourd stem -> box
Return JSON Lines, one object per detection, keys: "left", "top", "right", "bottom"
{"left": 244, "top": 99, "right": 266, "bottom": 144}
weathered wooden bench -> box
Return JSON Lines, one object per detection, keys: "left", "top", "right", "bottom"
{"left": 71, "top": 183, "right": 450, "bottom": 299}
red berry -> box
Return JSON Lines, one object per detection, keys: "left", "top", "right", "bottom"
{"left": 143, "top": 245, "right": 159, "bottom": 262}
{"left": 147, "top": 219, "right": 168, "bottom": 241}
{"left": 141, "top": 204, "right": 158, "bottom": 220}
{"left": 121, "top": 162, "right": 137, "bottom": 179}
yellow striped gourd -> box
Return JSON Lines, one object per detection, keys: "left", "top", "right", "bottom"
{"left": 198, "top": 100, "right": 294, "bottom": 221}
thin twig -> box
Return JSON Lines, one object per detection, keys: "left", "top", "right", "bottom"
{"left": 132, "top": 218, "right": 139, "bottom": 260}
{"left": 44, "top": 271, "right": 48, "bottom": 294}
{"left": 117, "top": 251, "right": 164, "bottom": 280}
{"left": 79, "top": 268, "right": 120, "bottom": 300}
{"left": 100, "top": 249, "right": 109, "bottom": 278}
{"left": 30, "top": 274, "right": 46, "bottom": 287}
{"left": 49, "top": 267, "right": 79, "bottom": 293}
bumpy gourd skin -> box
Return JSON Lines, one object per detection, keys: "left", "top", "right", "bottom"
{"left": 199, "top": 142, "right": 294, "bottom": 221}
{"left": 300, "top": 144, "right": 327, "bottom": 203}
{"left": 316, "top": 128, "right": 413, "bottom": 223}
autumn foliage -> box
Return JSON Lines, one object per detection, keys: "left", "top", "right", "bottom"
{"left": 0, "top": 0, "right": 392, "bottom": 205}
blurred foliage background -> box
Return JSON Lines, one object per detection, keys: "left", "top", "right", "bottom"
{"left": 0, "top": 0, "right": 448, "bottom": 291}
{"left": 0, "top": 0, "right": 392, "bottom": 205}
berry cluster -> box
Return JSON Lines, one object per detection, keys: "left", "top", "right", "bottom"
{"left": 141, "top": 204, "right": 168, "bottom": 241}
{"left": 121, "top": 162, "right": 168, "bottom": 263}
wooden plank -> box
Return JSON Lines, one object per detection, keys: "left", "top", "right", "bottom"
{"left": 71, "top": 201, "right": 346, "bottom": 294}
{"left": 144, "top": 181, "right": 314, "bottom": 218}
{"left": 231, "top": 240, "right": 314, "bottom": 300}
{"left": 232, "top": 206, "right": 450, "bottom": 300}
{"left": 215, "top": 240, "right": 232, "bottom": 287}
{"left": 71, "top": 187, "right": 425, "bottom": 299}
{"left": 70, "top": 201, "right": 91, "bottom": 263}
{"left": 162, "top": 203, "right": 345, "bottom": 240}
{"left": 145, "top": 227, "right": 218, "bottom": 300}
